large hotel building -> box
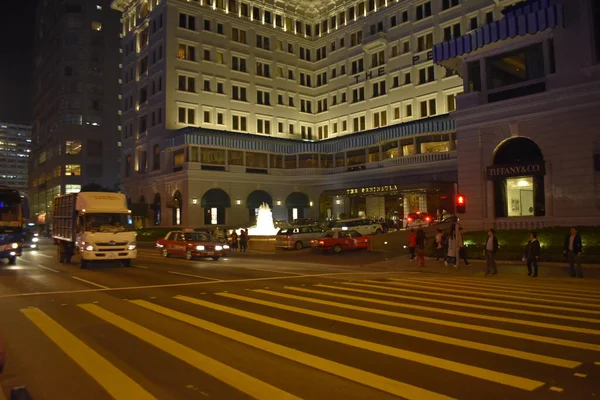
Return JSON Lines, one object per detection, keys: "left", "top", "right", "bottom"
{"left": 111, "top": 0, "right": 600, "bottom": 229}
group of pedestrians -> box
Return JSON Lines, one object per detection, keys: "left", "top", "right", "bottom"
{"left": 213, "top": 227, "right": 248, "bottom": 252}
{"left": 408, "top": 225, "right": 585, "bottom": 278}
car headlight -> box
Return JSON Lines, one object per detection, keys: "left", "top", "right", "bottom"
{"left": 215, "top": 245, "right": 223, "bottom": 251}
{"left": 32, "top": 237, "right": 39, "bottom": 243}
{"left": 196, "top": 245, "right": 205, "bottom": 251}
{"left": 84, "top": 243, "right": 95, "bottom": 251}
{"left": 10, "top": 243, "right": 19, "bottom": 249}
{"left": 128, "top": 242, "right": 137, "bottom": 250}
{"left": 222, "top": 244, "right": 229, "bottom": 249}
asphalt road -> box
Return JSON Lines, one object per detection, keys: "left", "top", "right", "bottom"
{"left": 1, "top": 240, "right": 599, "bottom": 400}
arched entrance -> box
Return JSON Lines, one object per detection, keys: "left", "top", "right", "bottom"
{"left": 171, "top": 191, "right": 182, "bottom": 226}
{"left": 151, "top": 193, "right": 161, "bottom": 226}
{"left": 202, "top": 189, "right": 230, "bottom": 225}
{"left": 286, "top": 192, "right": 310, "bottom": 222}
{"left": 246, "top": 190, "right": 272, "bottom": 223}
{"left": 488, "top": 137, "right": 545, "bottom": 218}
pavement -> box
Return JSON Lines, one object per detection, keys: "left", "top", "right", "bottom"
{"left": 0, "top": 239, "right": 599, "bottom": 399}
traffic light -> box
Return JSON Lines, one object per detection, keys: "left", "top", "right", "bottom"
{"left": 456, "top": 194, "right": 466, "bottom": 214}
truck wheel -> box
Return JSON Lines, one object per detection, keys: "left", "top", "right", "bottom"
{"left": 122, "top": 259, "right": 132, "bottom": 267}
{"left": 8, "top": 256, "right": 16, "bottom": 265}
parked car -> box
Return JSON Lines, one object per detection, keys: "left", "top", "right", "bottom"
{"left": 276, "top": 225, "right": 325, "bottom": 250}
{"left": 156, "top": 229, "right": 229, "bottom": 260}
{"left": 310, "top": 230, "right": 370, "bottom": 253}
{"left": 331, "top": 218, "right": 385, "bottom": 235}
{"left": 405, "top": 212, "right": 434, "bottom": 228}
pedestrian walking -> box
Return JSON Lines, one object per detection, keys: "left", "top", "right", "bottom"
{"left": 408, "top": 229, "right": 417, "bottom": 261}
{"left": 563, "top": 227, "right": 583, "bottom": 278}
{"left": 434, "top": 229, "right": 444, "bottom": 261}
{"left": 239, "top": 229, "right": 248, "bottom": 252}
{"left": 458, "top": 227, "right": 470, "bottom": 266}
{"left": 525, "top": 231, "right": 540, "bottom": 277}
{"left": 484, "top": 228, "right": 498, "bottom": 276}
{"left": 230, "top": 231, "right": 239, "bottom": 251}
{"left": 416, "top": 227, "right": 426, "bottom": 267}
{"left": 445, "top": 229, "right": 457, "bottom": 268}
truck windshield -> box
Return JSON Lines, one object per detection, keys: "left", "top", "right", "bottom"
{"left": 84, "top": 213, "right": 134, "bottom": 232}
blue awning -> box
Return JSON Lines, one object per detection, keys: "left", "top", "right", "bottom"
{"left": 433, "top": 0, "right": 564, "bottom": 65}
{"left": 164, "top": 114, "right": 455, "bottom": 155}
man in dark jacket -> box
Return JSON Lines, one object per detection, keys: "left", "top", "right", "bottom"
{"left": 484, "top": 229, "right": 499, "bottom": 276}
{"left": 525, "top": 231, "right": 541, "bottom": 277}
{"left": 563, "top": 227, "right": 583, "bottom": 278}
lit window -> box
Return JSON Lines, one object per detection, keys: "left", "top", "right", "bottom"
{"left": 65, "top": 165, "right": 81, "bottom": 176}
{"left": 66, "top": 140, "right": 82, "bottom": 155}
{"left": 66, "top": 185, "right": 81, "bottom": 194}
{"left": 91, "top": 21, "right": 103, "bottom": 31}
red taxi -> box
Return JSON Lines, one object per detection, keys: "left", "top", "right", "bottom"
{"left": 310, "top": 229, "right": 370, "bottom": 253}
{"left": 156, "top": 230, "right": 229, "bottom": 260}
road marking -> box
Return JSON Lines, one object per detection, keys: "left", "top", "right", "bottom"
{"left": 168, "top": 271, "right": 221, "bottom": 281}
{"left": 38, "top": 264, "right": 60, "bottom": 273}
{"left": 350, "top": 281, "right": 600, "bottom": 316}
{"left": 79, "top": 303, "right": 300, "bottom": 400}
{"left": 573, "top": 373, "right": 587, "bottom": 378}
{"left": 400, "top": 277, "right": 600, "bottom": 302}
{"left": 238, "top": 266, "right": 304, "bottom": 276}
{"left": 0, "top": 271, "right": 399, "bottom": 299}
{"left": 176, "top": 295, "right": 545, "bottom": 391}
{"left": 131, "top": 300, "right": 453, "bottom": 400}
{"left": 21, "top": 307, "right": 156, "bottom": 400}
{"left": 231, "top": 290, "right": 580, "bottom": 369}
{"left": 71, "top": 276, "right": 110, "bottom": 289}
{"left": 133, "top": 265, "right": 149, "bottom": 269}
{"left": 596, "top": 362, "right": 600, "bottom": 366}
{"left": 439, "top": 276, "right": 600, "bottom": 296}
{"left": 36, "top": 254, "right": 52, "bottom": 258}
{"left": 307, "top": 285, "right": 600, "bottom": 350}
{"left": 549, "top": 386, "right": 564, "bottom": 393}
{"left": 383, "top": 279, "right": 600, "bottom": 309}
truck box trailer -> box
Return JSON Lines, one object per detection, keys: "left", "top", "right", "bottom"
{"left": 52, "top": 192, "right": 137, "bottom": 268}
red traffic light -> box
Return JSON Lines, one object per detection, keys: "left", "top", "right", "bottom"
{"left": 456, "top": 194, "right": 466, "bottom": 214}
{"left": 457, "top": 195, "right": 465, "bottom": 205}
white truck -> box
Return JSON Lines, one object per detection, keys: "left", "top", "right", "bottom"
{"left": 52, "top": 192, "right": 137, "bottom": 268}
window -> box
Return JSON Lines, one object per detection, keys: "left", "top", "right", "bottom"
{"left": 178, "top": 44, "right": 196, "bottom": 61}
{"left": 447, "top": 93, "right": 458, "bottom": 112}
{"left": 178, "top": 106, "right": 196, "bottom": 124}
{"left": 391, "top": 45, "right": 398, "bottom": 58}
{"left": 402, "top": 40, "right": 410, "bottom": 54}
{"left": 350, "top": 31, "right": 363, "bottom": 47}
{"left": 352, "top": 87, "right": 365, "bottom": 103}
{"left": 204, "top": 110, "right": 211, "bottom": 123}
{"left": 153, "top": 144, "right": 160, "bottom": 170}
{"left": 216, "top": 52, "right": 224, "bottom": 64}
{"left": 256, "top": 61, "right": 271, "bottom": 77}
{"left": 204, "top": 49, "right": 211, "bottom": 61}
{"left": 217, "top": 112, "right": 224, "bottom": 125}
{"left": 138, "top": 115, "right": 147, "bottom": 134}
{"left": 419, "top": 66, "right": 435, "bottom": 84}
{"left": 278, "top": 122, "right": 284, "bottom": 133}
{"left": 232, "top": 28, "right": 247, "bottom": 44}
{"left": 232, "top": 85, "right": 247, "bottom": 101}
{"left": 203, "top": 79, "right": 211, "bottom": 92}
{"left": 443, "top": 23, "right": 461, "bottom": 41}
{"left": 352, "top": 116, "right": 366, "bottom": 132}
{"left": 139, "top": 86, "right": 148, "bottom": 104}
{"left": 232, "top": 115, "right": 248, "bottom": 131}
{"left": 256, "top": 90, "right": 271, "bottom": 105}
{"left": 278, "top": 94, "right": 284, "bottom": 105}
{"left": 65, "top": 164, "right": 81, "bottom": 176}
{"left": 372, "top": 80, "right": 386, "bottom": 97}
{"left": 317, "top": 98, "right": 328, "bottom": 113}
{"left": 401, "top": 10, "right": 408, "bottom": 22}
{"left": 442, "top": 0, "right": 459, "bottom": 11}
{"left": 316, "top": 71, "right": 327, "bottom": 87}
{"left": 217, "top": 82, "right": 224, "bottom": 94}
{"left": 393, "top": 106, "right": 401, "bottom": 120}
{"left": 485, "top": 11, "right": 494, "bottom": 24}
{"left": 288, "top": 96, "right": 295, "bottom": 107}
{"left": 277, "top": 66, "right": 284, "bottom": 78}
{"left": 417, "top": 33, "right": 433, "bottom": 52}
{"left": 420, "top": 98, "right": 436, "bottom": 117}
{"left": 256, "top": 34, "right": 270, "bottom": 50}
{"left": 406, "top": 103, "right": 413, "bottom": 117}
{"left": 469, "top": 16, "right": 478, "bottom": 31}
{"left": 232, "top": 56, "right": 247, "bottom": 72}
{"left": 416, "top": 1, "right": 432, "bottom": 20}
{"left": 217, "top": 23, "right": 224, "bottom": 34}
{"left": 256, "top": 118, "right": 271, "bottom": 134}
{"left": 179, "top": 13, "right": 196, "bottom": 30}
{"left": 372, "top": 110, "right": 387, "bottom": 128}
{"left": 289, "top": 124, "right": 295, "bottom": 135}
{"left": 178, "top": 75, "right": 196, "bottom": 92}
{"left": 506, "top": 177, "right": 534, "bottom": 217}
{"left": 300, "top": 99, "right": 312, "bottom": 113}
{"left": 299, "top": 47, "right": 311, "bottom": 61}
{"left": 204, "top": 19, "right": 211, "bottom": 31}
{"left": 351, "top": 59, "right": 364, "bottom": 74}
{"left": 371, "top": 50, "right": 385, "bottom": 67}
{"left": 390, "top": 15, "right": 397, "bottom": 27}
{"left": 486, "top": 44, "right": 545, "bottom": 91}
{"left": 66, "top": 140, "right": 82, "bottom": 155}
{"left": 392, "top": 76, "right": 399, "bottom": 88}
{"left": 91, "top": 21, "right": 102, "bottom": 31}
{"left": 300, "top": 72, "right": 312, "bottom": 87}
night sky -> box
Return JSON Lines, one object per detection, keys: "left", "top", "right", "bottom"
{"left": 0, "top": 0, "right": 37, "bottom": 125}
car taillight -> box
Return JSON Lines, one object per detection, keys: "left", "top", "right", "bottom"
{"left": 407, "top": 217, "right": 413, "bottom": 222}
{"left": 318, "top": 241, "right": 324, "bottom": 245}
{"left": 425, "top": 217, "right": 431, "bottom": 222}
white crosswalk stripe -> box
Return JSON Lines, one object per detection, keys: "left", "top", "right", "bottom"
{"left": 12, "top": 275, "right": 600, "bottom": 399}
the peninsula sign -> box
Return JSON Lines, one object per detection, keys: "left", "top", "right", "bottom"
{"left": 486, "top": 162, "right": 545, "bottom": 180}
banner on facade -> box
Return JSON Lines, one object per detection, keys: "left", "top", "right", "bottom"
{"left": 486, "top": 162, "right": 545, "bottom": 180}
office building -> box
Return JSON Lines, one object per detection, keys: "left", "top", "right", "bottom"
{"left": 0, "top": 123, "right": 31, "bottom": 196}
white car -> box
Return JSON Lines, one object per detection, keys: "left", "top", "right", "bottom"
{"left": 331, "top": 218, "right": 385, "bottom": 235}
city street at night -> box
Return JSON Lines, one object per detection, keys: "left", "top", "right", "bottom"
{"left": 1, "top": 240, "right": 599, "bottom": 399}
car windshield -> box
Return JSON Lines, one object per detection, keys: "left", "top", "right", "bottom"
{"left": 184, "top": 233, "right": 213, "bottom": 242}
{"left": 84, "top": 213, "right": 134, "bottom": 232}
{"left": 323, "top": 231, "right": 335, "bottom": 238}
{"left": 333, "top": 221, "right": 349, "bottom": 228}
{"left": 0, "top": 232, "right": 22, "bottom": 244}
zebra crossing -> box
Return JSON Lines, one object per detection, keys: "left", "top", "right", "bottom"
{"left": 13, "top": 275, "right": 600, "bottom": 399}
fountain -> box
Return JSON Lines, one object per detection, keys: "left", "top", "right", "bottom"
{"left": 236, "top": 203, "right": 279, "bottom": 251}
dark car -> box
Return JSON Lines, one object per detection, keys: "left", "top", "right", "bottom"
{"left": 0, "top": 228, "right": 23, "bottom": 265}
{"left": 20, "top": 228, "right": 40, "bottom": 249}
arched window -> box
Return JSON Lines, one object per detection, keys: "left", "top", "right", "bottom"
{"left": 202, "top": 189, "right": 231, "bottom": 225}
{"left": 490, "top": 137, "right": 545, "bottom": 218}
{"left": 246, "top": 190, "right": 272, "bottom": 223}
{"left": 172, "top": 191, "right": 182, "bottom": 226}
{"left": 285, "top": 192, "right": 310, "bottom": 221}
